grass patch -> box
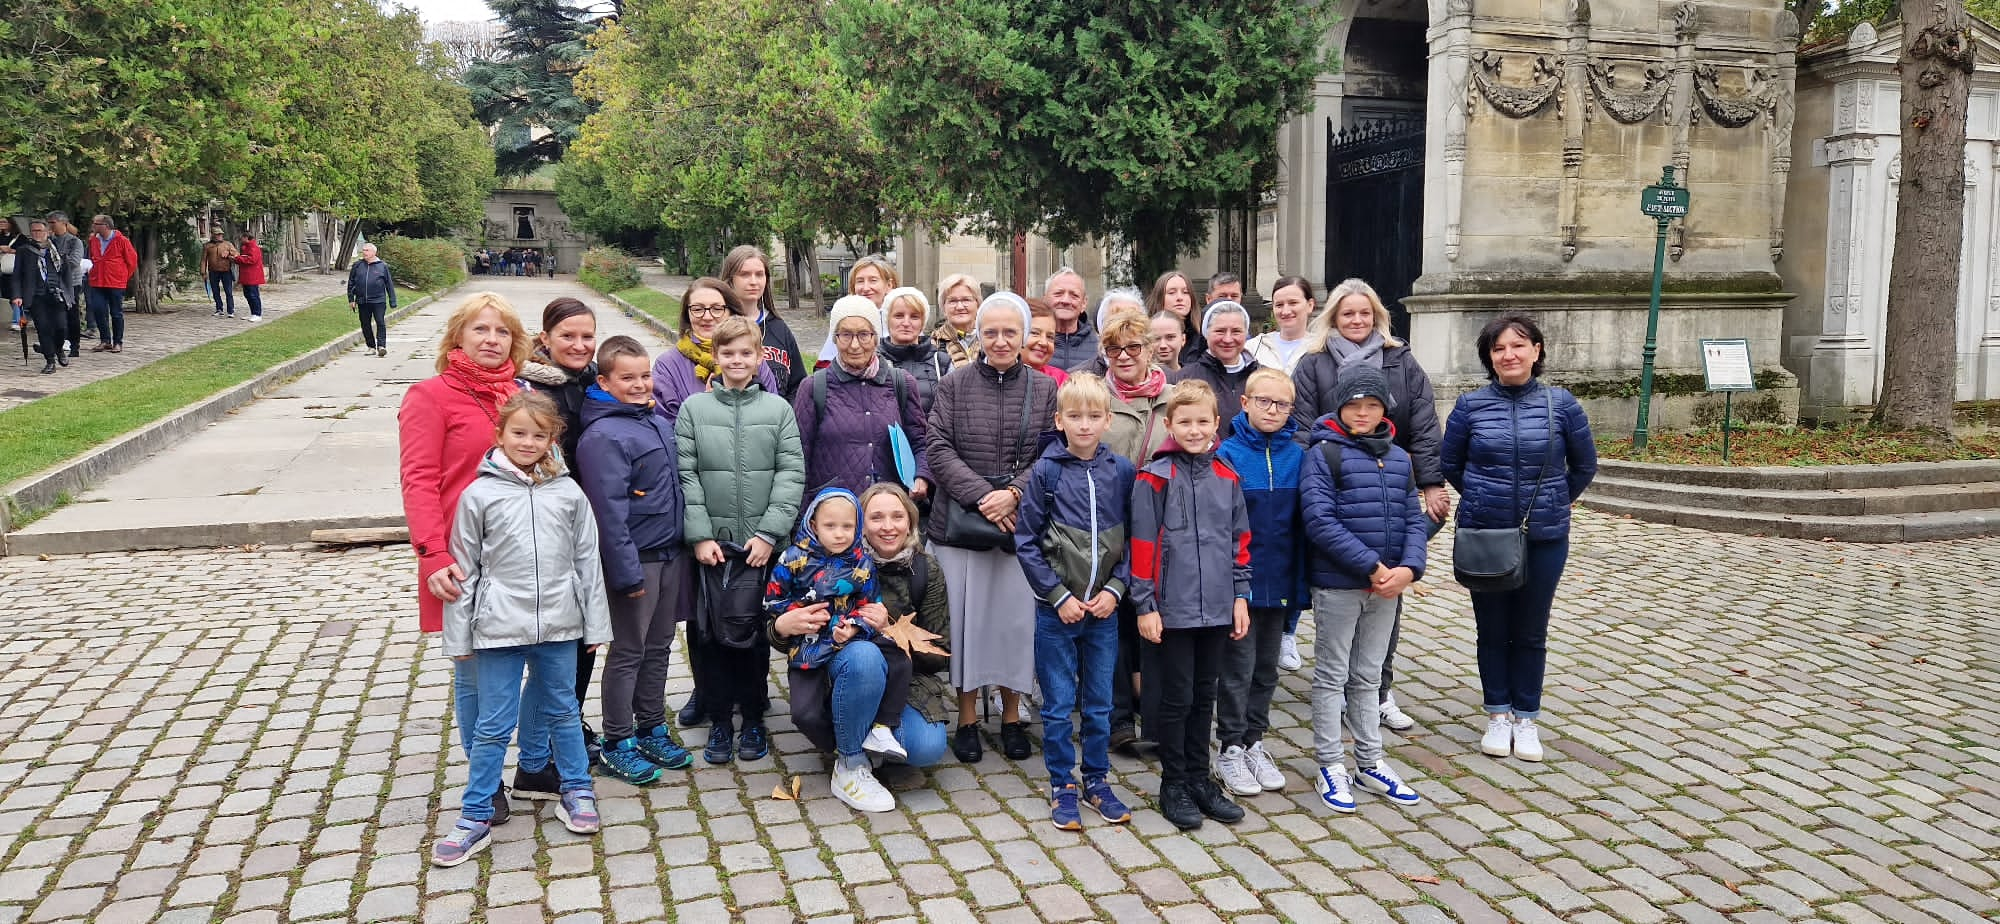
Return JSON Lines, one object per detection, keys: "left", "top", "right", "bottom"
{"left": 614, "top": 286, "right": 681, "bottom": 331}
{"left": 1599, "top": 425, "right": 2000, "bottom": 466}
{"left": 0, "top": 290, "right": 433, "bottom": 488}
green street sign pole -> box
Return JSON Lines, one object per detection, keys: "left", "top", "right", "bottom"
{"left": 1633, "top": 166, "right": 1686, "bottom": 453}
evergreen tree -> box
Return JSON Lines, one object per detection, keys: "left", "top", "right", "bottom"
{"left": 463, "top": 0, "right": 606, "bottom": 175}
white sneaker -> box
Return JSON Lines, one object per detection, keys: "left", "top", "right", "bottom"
{"left": 1277, "top": 633, "right": 1303, "bottom": 671}
{"left": 1314, "top": 765, "right": 1356, "bottom": 813}
{"left": 862, "top": 724, "right": 907, "bottom": 761}
{"left": 1245, "top": 742, "right": 1285, "bottom": 791}
{"left": 831, "top": 756, "right": 895, "bottom": 813}
{"left": 1481, "top": 714, "right": 1514, "bottom": 758}
{"left": 1379, "top": 695, "right": 1415, "bottom": 731}
{"left": 1354, "top": 764, "right": 1422, "bottom": 806}
{"left": 1216, "top": 745, "right": 1261, "bottom": 796}
{"left": 1512, "top": 718, "right": 1545, "bottom": 762}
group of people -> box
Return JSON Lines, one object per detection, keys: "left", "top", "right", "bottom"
{"left": 4, "top": 212, "right": 142, "bottom": 373}
{"left": 200, "top": 228, "right": 269, "bottom": 321}
{"left": 474, "top": 247, "right": 554, "bottom": 278}
{"left": 398, "top": 246, "right": 1598, "bottom": 870}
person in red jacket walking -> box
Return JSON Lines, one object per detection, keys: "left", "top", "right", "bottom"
{"left": 235, "top": 232, "right": 267, "bottom": 321}
{"left": 85, "top": 214, "right": 138, "bottom": 352}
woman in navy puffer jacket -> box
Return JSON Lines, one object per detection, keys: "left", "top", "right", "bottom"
{"left": 1441, "top": 313, "right": 1596, "bottom": 764}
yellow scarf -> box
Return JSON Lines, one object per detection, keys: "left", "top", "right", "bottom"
{"left": 678, "top": 329, "right": 718, "bottom": 383}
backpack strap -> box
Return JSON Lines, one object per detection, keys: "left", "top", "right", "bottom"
{"left": 907, "top": 550, "right": 930, "bottom": 618}
{"left": 1320, "top": 440, "right": 1342, "bottom": 492}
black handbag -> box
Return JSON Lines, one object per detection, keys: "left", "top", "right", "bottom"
{"left": 934, "top": 369, "right": 1037, "bottom": 552}
{"left": 1453, "top": 388, "right": 1555, "bottom": 593}
{"left": 695, "top": 541, "right": 771, "bottom": 649}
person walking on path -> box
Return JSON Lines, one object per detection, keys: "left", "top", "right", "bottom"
{"left": 234, "top": 232, "right": 267, "bottom": 321}
{"left": 45, "top": 213, "right": 87, "bottom": 357}
{"left": 1442, "top": 313, "right": 1596, "bottom": 763}
{"left": 85, "top": 215, "right": 137, "bottom": 353}
{"left": 203, "top": 230, "right": 239, "bottom": 318}
{"left": 2, "top": 217, "right": 24, "bottom": 332}
{"left": 11, "top": 220, "right": 73, "bottom": 374}
{"left": 348, "top": 242, "right": 399, "bottom": 357}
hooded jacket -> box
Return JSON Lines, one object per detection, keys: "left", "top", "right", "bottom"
{"left": 1293, "top": 342, "right": 1445, "bottom": 488}
{"left": 764, "top": 489, "right": 881, "bottom": 671}
{"left": 1127, "top": 447, "right": 1252, "bottom": 629}
{"left": 793, "top": 361, "right": 933, "bottom": 497}
{"left": 880, "top": 338, "right": 953, "bottom": 413}
{"left": 649, "top": 347, "right": 780, "bottom": 428}
{"left": 1169, "top": 351, "right": 1261, "bottom": 430}
{"left": 1442, "top": 379, "right": 1597, "bottom": 542}
{"left": 346, "top": 258, "right": 397, "bottom": 306}
{"left": 575, "top": 387, "right": 687, "bottom": 596}
{"left": 1048, "top": 312, "right": 1099, "bottom": 371}
{"left": 1013, "top": 441, "right": 1135, "bottom": 610}
{"left": 924, "top": 358, "right": 1058, "bottom": 543}
{"left": 1301, "top": 415, "right": 1430, "bottom": 590}
{"left": 234, "top": 239, "right": 267, "bottom": 286}
{"left": 86, "top": 230, "right": 138, "bottom": 290}
{"left": 1216, "top": 411, "right": 1308, "bottom": 609}
{"left": 442, "top": 450, "right": 613, "bottom": 657}
{"left": 674, "top": 381, "right": 805, "bottom": 548}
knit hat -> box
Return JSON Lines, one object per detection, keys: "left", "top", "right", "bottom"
{"left": 1201, "top": 299, "right": 1250, "bottom": 334}
{"left": 1333, "top": 364, "right": 1392, "bottom": 411}
{"left": 881, "top": 286, "right": 932, "bottom": 328}
{"left": 828, "top": 294, "right": 883, "bottom": 339}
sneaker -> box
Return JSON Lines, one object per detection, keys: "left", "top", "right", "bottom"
{"left": 863, "top": 724, "right": 907, "bottom": 761}
{"left": 1481, "top": 714, "right": 1514, "bottom": 758}
{"left": 1158, "top": 781, "right": 1203, "bottom": 830}
{"left": 226, "top": 311, "right": 236, "bottom": 318}
{"left": 1216, "top": 745, "right": 1261, "bottom": 796}
{"left": 704, "top": 721, "right": 735, "bottom": 765}
{"left": 1278, "top": 633, "right": 1303, "bottom": 671}
{"left": 737, "top": 722, "right": 770, "bottom": 761}
{"left": 1000, "top": 720, "right": 1032, "bottom": 760}
{"left": 1314, "top": 764, "right": 1357, "bottom": 814}
{"left": 1379, "top": 694, "right": 1416, "bottom": 731}
{"left": 597, "top": 737, "right": 663, "bottom": 785}
{"left": 635, "top": 725, "right": 695, "bottom": 770}
{"left": 556, "top": 790, "right": 600, "bottom": 834}
{"left": 213, "top": 308, "right": 225, "bottom": 317}
{"left": 1050, "top": 784, "right": 1083, "bottom": 831}
{"left": 1355, "top": 764, "right": 1423, "bottom": 806}
{"left": 1083, "top": 777, "right": 1132, "bottom": 824}
{"left": 678, "top": 692, "right": 708, "bottom": 727}
{"left": 377, "top": 346, "right": 387, "bottom": 357}
{"left": 953, "top": 723, "right": 983, "bottom": 764}
{"left": 430, "top": 820, "right": 490, "bottom": 867}
{"left": 1513, "top": 718, "right": 1545, "bottom": 762}
{"left": 831, "top": 755, "right": 895, "bottom": 813}
{"left": 511, "top": 762, "right": 561, "bottom": 801}
{"left": 247, "top": 315, "right": 261, "bottom": 322}
{"left": 1189, "top": 778, "right": 1245, "bottom": 823}
{"left": 582, "top": 720, "right": 602, "bottom": 768}
{"left": 1245, "top": 742, "right": 1286, "bottom": 792}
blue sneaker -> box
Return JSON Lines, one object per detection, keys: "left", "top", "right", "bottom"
{"left": 557, "top": 790, "right": 601, "bottom": 834}
{"left": 1355, "top": 764, "right": 1422, "bottom": 806}
{"left": 430, "top": 820, "right": 490, "bottom": 867}
{"left": 737, "top": 722, "right": 769, "bottom": 761}
{"left": 1315, "top": 765, "right": 1356, "bottom": 814}
{"left": 1050, "top": 784, "right": 1083, "bottom": 830}
{"left": 597, "top": 737, "right": 663, "bottom": 785}
{"left": 704, "top": 720, "right": 735, "bottom": 765}
{"left": 636, "top": 725, "right": 694, "bottom": 770}
{"left": 1083, "top": 777, "right": 1132, "bottom": 824}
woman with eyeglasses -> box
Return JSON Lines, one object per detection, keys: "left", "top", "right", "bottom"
{"left": 932, "top": 274, "right": 983, "bottom": 366}
{"left": 650, "top": 278, "right": 780, "bottom": 427}
{"left": 793, "top": 295, "right": 933, "bottom": 499}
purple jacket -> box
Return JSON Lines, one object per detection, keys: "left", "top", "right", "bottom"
{"left": 791, "top": 361, "right": 932, "bottom": 496}
{"left": 651, "top": 349, "right": 780, "bottom": 429}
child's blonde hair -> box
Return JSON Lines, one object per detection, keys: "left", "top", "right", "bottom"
{"left": 496, "top": 391, "right": 566, "bottom": 482}
{"left": 1165, "top": 379, "right": 1219, "bottom": 420}
{"left": 1243, "top": 367, "right": 1295, "bottom": 399}
{"left": 710, "top": 315, "right": 764, "bottom": 353}
{"left": 856, "top": 483, "right": 921, "bottom": 560}
{"left": 1056, "top": 372, "right": 1113, "bottom": 415}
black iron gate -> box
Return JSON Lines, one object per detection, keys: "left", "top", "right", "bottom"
{"left": 1326, "top": 118, "right": 1424, "bottom": 338}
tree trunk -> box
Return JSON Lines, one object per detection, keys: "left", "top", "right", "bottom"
{"left": 130, "top": 225, "right": 163, "bottom": 314}
{"left": 335, "top": 222, "right": 364, "bottom": 270}
{"left": 1128, "top": 210, "right": 1191, "bottom": 291}
{"left": 783, "top": 233, "right": 809, "bottom": 314}
{"left": 1872, "top": 0, "right": 1974, "bottom": 438}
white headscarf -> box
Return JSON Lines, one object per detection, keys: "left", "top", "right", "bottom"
{"left": 976, "top": 291, "right": 1031, "bottom": 334}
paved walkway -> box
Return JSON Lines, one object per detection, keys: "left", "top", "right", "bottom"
{"left": 0, "top": 512, "right": 1995, "bottom": 922}
{"left": 0, "top": 274, "right": 348, "bottom": 412}
{"left": 9, "top": 278, "right": 670, "bottom": 553}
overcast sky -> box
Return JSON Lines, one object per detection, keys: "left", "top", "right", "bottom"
{"left": 396, "top": 0, "right": 494, "bottom": 24}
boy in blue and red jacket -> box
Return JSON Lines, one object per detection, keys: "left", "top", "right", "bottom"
{"left": 1213, "top": 368, "right": 1306, "bottom": 798}
{"left": 1298, "top": 365, "right": 1430, "bottom": 816}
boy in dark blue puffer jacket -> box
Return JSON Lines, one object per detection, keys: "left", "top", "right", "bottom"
{"left": 1299, "top": 365, "right": 1430, "bottom": 816}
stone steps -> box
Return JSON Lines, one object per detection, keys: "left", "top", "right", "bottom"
{"left": 1582, "top": 459, "right": 2000, "bottom": 542}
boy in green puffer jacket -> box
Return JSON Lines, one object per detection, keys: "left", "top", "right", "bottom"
{"left": 674, "top": 316, "right": 806, "bottom": 764}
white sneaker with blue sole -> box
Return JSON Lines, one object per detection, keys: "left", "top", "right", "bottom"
{"left": 1314, "top": 764, "right": 1356, "bottom": 814}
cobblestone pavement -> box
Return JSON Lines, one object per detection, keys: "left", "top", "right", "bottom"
{"left": 0, "top": 513, "right": 1995, "bottom": 923}
{"left": 0, "top": 275, "right": 348, "bottom": 411}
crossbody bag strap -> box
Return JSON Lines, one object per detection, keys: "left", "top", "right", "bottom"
{"left": 1011, "top": 369, "right": 1035, "bottom": 475}
{"left": 1516, "top": 386, "right": 1558, "bottom": 531}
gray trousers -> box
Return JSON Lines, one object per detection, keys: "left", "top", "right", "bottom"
{"left": 1215, "top": 606, "right": 1287, "bottom": 748}
{"left": 601, "top": 556, "right": 689, "bottom": 741}
{"left": 1309, "top": 587, "right": 1396, "bottom": 768}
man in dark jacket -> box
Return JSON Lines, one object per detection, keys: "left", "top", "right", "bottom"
{"left": 346, "top": 243, "right": 398, "bottom": 357}
{"left": 11, "top": 220, "right": 72, "bottom": 374}
{"left": 1043, "top": 268, "right": 1099, "bottom": 371}
{"left": 46, "top": 213, "right": 87, "bottom": 357}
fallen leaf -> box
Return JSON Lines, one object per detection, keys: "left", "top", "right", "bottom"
{"left": 771, "top": 776, "right": 801, "bottom": 801}
{"left": 1407, "top": 875, "right": 1441, "bottom": 884}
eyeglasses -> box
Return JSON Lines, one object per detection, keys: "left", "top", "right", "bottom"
{"left": 686, "top": 304, "right": 730, "bottom": 318}
{"left": 944, "top": 296, "right": 979, "bottom": 307}
{"left": 834, "top": 330, "right": 877, "bottom": 344}
{"left": 1104, "top": 342, "right": 1146, "bottom": 358}
{"left": 1249, "top": 396, "right": 1295, "bottom": 413}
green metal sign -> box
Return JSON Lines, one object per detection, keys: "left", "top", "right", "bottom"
{"left": 1640, "top": 184, "right": 1690, "bottom": 218}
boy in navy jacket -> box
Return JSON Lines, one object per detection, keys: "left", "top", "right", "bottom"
{"left": 1298, "top": 365, "right": 1429, "bottom": 815}
{"left": 1213, "top": 368, "right": 1305, "bottom": 797}
{"left": 575, "top": 336, "right": 696, "bottom": 786}
{"left": 1015, "top": 373, "right": 1137, "bottom": 831}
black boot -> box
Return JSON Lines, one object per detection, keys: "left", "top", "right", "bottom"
{"left": 1190, "top": 777, "right": 1246, "bottom": 823}
{"left": 953, "top": 723, "right": 983, "bottom": 764}
{"left": 678, "top": 691, "right": 708, "bottom": 728}
{"left": 1159, "top": 781, "right": 1203, "bottom": 830}
{"left": 1000, "top": 721, "right": 1032, "bottom": 760}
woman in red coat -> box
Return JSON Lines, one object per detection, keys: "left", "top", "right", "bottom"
{"left": 234, "top": 233, "right": 267, "bottom": 321}
{"left": 398, "top": 291, "right": 531, "bottom": 820}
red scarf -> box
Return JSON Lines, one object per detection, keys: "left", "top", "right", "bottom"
{"left": 1112, "top": 367, "right": 1166, "bottom": 401}
{"left": 442, "top": 348, "right": 519, "bottom": 419}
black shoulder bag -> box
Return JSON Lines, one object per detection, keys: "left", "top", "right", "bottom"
{"left": 1452, "top": 388, "right": 1555, "bottom": 593}
{"left": 934, "top": 370, "right": 1035, "bottom": 552}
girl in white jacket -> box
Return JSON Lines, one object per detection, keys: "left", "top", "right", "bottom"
{"left": 433, "top": 391, "right": 613, "bottom": 868}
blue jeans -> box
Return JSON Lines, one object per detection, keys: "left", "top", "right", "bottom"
{"left": 1033, "top": 605, "right": 1117, "bottom": 787}
{"left": 827, "top": 641, "right": 888, "bottom": 757}
{"left": 451, "top": 658, "right": 553, "bottom": 768}
{"left": 242, "top": 284, "right": 263, "bottom": 317}
{"left": 88, "top": 286, "right": 125, "bottom": 345}
{"left": 893, "top": 706, "right": 948, "bottom": 768}
{"left": 462, "top": 641, "right": 591, "bottom": 822}
{"left": 208, "top": 270, "right": 235, "bottom": 313}
{"left": 1471, "top": 537, "right": 1570, "bottom": 720}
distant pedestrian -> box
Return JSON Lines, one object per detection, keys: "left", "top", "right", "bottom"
{"left": 10, "top": 219, "right": 73, "bottom": 374}
{"left": 1, "top": 217, "right": 24, "bottom": 332}
{"left": 202, "top": 230, "right": 239, "bottom": 317}
{"left": 85, "top": 215, "right": 137, "bottom": 353}
{"left": 45, "top": 213, "right": 87, "bottom": 357}
{"left": 235, "top": 232, "right": 266, "bottom": 321}
{"left": 347, "top": 243, "right": 398, "bottom": 357}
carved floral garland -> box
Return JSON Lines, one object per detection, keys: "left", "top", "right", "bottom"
{"left": 1586, "top": 60, "right": 1673, "bottom": 123}
{"left": 1470, "top": 50, "right": 1562, "bottom": 118}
